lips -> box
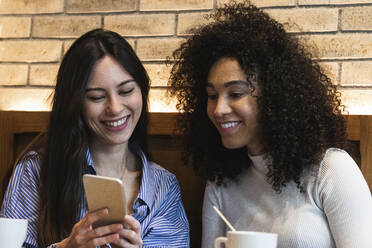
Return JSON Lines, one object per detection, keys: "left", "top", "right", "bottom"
{"left": 220, "top": 121, "right": 240, "bottom": 129}
{"left": 104, "top": 116, "right": 127, "bottom": 126}
{"left": 102, "top": 116, "right": 129, "bottom": 130}
{"left": 215, "top": 121, "right": 241, "bottom": 135}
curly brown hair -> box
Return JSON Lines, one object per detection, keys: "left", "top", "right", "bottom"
{"left": 168, "top": 2, "right": 347, "bottom": 192}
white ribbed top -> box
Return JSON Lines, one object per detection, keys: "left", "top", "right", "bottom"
{"left": 202, "top": 148, "right": 372, "bottom": 248}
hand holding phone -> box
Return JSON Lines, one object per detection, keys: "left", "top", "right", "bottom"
{"left": 83, "top": 174, "right": 127, "bottom": 227}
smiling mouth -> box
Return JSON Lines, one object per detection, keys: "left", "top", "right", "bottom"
{"left": 104, "top": 116, "right": 128, "bottom": 127}
{"left": 220, "top": 121, "right": 240, "bottom": 129}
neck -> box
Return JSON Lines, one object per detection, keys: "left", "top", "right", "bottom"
{"left": 89, "top": 141, "right": 141, "bottom": 178}
{"left": 89, "top": 140, "right": 142, "bottom": 214}
{"left": 246, "top": 142, "right": 265, "bottom": 156}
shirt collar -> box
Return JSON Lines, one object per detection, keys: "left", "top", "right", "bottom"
{"left": 134, "top": 147, "right": 156, "bottom": 209}
{"left": 86, "top": 148, "right": 94, "bottom": 167}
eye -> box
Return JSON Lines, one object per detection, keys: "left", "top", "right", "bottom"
{"left": 206, "top": 88, "right": 218, "bottom": 100}
{"left": 230, "top": 92, "right": 244, "bottom": 99}
{"left": 207, "top": 94, "right": 218, "bottom": 100}
{"left": 119, "top": 88, "right": 134, "bottom": 95}
{"left": 87, "top": 95, "right": 105, "bottom": 102}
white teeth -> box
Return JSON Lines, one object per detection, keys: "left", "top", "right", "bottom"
{"left": 221, "top": 122, "right": 239, "bottom": 129}
{"left": 106, "top": 117, "right": 127, "bottom": 127}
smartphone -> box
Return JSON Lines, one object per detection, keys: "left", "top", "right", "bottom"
{"left": 83, "top": 174, "right": 127, "bottom": 227}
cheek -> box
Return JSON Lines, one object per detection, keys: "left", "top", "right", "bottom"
{"left": 238, "top": 98, "right": 258, "bottom": 117}
{"left": 81, "top": 103, "right": 90, "bottom": 122}
{"left": 81, "top": 105, "right": 97, "bottom": 134}
{"left": 206, "top": 102, "right": 215, "bottom": 120}
{"left": 130, "top": 93, "right": 143, "bottom": 116}
{"left": 82, "top": 103, "right": 98, "bottom": 121}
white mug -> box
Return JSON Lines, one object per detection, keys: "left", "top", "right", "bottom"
{"left": 215, "top": 230, "right": 278, "bottom": 248}
{"left": 0, "top": 218, "right": 28, "bottom": 248}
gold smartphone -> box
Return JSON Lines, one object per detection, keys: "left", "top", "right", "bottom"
{"left": 83, "top": 174, "right": 127, "bottom": 227}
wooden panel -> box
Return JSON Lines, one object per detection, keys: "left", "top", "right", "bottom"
{"left": 0, "top": 110, "right": 371, "bottom": 248}
{"left": 11, "top": 111, "right": 49, "bottom": 133}
{"left": 346, "top": 115, "right": 360, "bottom": 141}
{"left": 149, "top": 136, "right": 204, "bottom": 248}
{"left": 0, "top": 111, "right": 14, "bottom": 200}
{"left": 0, "top": 111, "right": 364, "bottom": 139}
{"left": 360, "top": 116, "right": 372, "bottom": 192}
{"left": 148, "top": 112, "right": 179, "bottom": 135}
{"left": 0, "top": 111, "right": 179, "bottom": 135}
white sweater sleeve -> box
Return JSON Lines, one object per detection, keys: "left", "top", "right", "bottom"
{"left": 317, "top": 149, "right": 372, "bottom": 248}
{"left": 201, "top": 181, "right": 226, "bottom": 248}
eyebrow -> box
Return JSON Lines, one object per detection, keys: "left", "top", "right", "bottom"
{"left": 206, "top": 80, "right": 251, "bottom": 88}
{"left": 85, "top": 79, "right": 136, "bottom": 92}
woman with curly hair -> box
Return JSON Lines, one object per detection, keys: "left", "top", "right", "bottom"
{"left": 168, "top": 2, "right": 372, "bottom": 248}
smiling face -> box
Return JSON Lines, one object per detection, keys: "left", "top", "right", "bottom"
{"left": 83, "top": 55, "right": 143, "bottom": 147}
{"left": 206, "top": 57, "right": 264, "bottom": 155}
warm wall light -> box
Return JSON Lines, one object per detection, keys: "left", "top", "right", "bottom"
{"left": 0, "top": 88, "right": 179, "bottom": 113}
{"left": 148, "top": 88, "right": 178, "bottom": 112}
{"left": 1, "top": 88, "right": 371, "bottom": 114}
{"left": 341, "top": 89, "right": 372, "bottom": 115}
{"left": 0, "top": 88, "right": 53, "bottom": 111}
{"left": 5, "top": 101, "right": 51, "bottom": 112}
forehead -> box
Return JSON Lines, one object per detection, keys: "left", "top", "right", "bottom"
{"left": 207, "top": 57, "right": 247, "bottom": 85}
{"left": 87, "top": 55, "right": 134, "bottom": 87}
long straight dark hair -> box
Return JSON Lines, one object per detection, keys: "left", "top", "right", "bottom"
{"left": 38, "top": 29, "right": 150, "bottom": 246}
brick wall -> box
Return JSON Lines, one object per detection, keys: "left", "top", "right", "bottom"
{"left": 0, "top": 0, "right": 372, "bottom": 113}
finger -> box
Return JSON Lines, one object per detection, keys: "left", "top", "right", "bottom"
{"left": 111, "top": 234, "right": 142, "bottom": 248}
{"left": 69, "top": 212, "right": 98, "bottom": 237}
{"left": 84, "top": 223, "right": 124, "bottom": 240}
{"left": 64, "top": 226, "right": 121, "bottom": 248}
{"left": 117, "top": 228, "right": 142, "bottom": 246}
{"left": 123, "top": 215, "right": 141, "bottom": 234}
{"left": 83, "top": 208, "right": 109, "bottom": 227}
{"left": 87, "top": 233, "right": 120, "bottom": 247}
{"left": 111, "top": 238, "right": 132, "bottom": 248}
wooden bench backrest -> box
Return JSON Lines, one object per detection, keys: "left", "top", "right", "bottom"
{"left": 1, "top": 111, "right": 371, "bottom": 248}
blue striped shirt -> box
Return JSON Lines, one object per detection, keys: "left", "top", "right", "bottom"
{"left": 0, "top": 148, "right": 190, "bottom": 247}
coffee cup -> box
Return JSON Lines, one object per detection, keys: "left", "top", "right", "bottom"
{"left": 215, "top": 230, "right": 277, "bottom": 248}
{"left": 0, "top": 218, "right": 28, "bottom": 248}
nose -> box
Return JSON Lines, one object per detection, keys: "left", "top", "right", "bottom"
{"left": 105, "top": 95, "right": 123, "bottom": 115}
{"left": 213, "top": 96, "right": 231, "bottom": 117}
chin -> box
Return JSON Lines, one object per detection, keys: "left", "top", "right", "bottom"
{"left": 101, "top": 136, "right": 131, "bottom": 146}
{"left": 221, "top": 140, "right": 245, "bottom": 150}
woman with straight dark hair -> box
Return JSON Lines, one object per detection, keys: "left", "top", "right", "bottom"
{"left": 1, "top": 29, "right": 189, "bottom": 248}
{"left": 168, "top": 2, "right": 372, "bottom": 248}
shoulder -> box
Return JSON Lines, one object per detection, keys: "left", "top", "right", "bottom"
{"left": 205, "top": 180, "right": 218, "bottom": 191}
{"left": 322, "top": 147, "right": 354, "bottom": 164}
{"left": 1, "top": 151, "right": 41, "bottom": 217}
{"left": 315, "top": 148, "right": 367, "bottom": 193}
{"left": 142, "top": 161, "right": 184, "bottom": 208}
{"left": 204, "top": 180, "right": 223, "bottom": 201}
{"left": 136, "top": 147, "right": 177, "bottom": 183}
{"left": 144, "top": 160, "right": 182, "bottom": 198}
{"left": 318, "top": 148, "right": 358, "bottom": 177}
{"left": 8, "top": 150, "right": 42, "bottom": 192}
{"left": 204, "top": 170, "right": 248, "bottom": 195}
{"left": 147, "top": 161, "right": 178, "bottom": 185}
{"left": 13, "top": 150, "right": 42, "bottom": 179}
